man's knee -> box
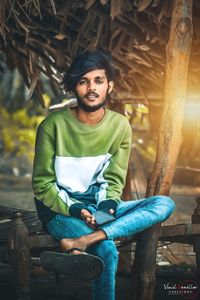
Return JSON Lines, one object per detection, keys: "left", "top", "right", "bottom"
{"left": 150, "top": 195, "right": 176, "bottom": 218}
{"left": 154, "top": 195, "right": 175, "bottom": 210}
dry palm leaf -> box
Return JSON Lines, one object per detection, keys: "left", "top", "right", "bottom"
{"left": 41, "top": 58, "right": 60, "bottom": 96}
{"left": 32, "top": 0, "right": 42, "bottom": 20}
{"left": 0, "top": 0, "right": 6, "bottom": 43}
{"left": 72, "top": 11, "right": 94, "bottom": 55}
{"left": 136, "top": 0, "right": 154, "bottom": 12}
{"left": 109, "top": 27, "right": 122, "bottom": 51}
{"left": 28, "top": 68, "right": 39, "bottom": 99}
{"left": 127, "top": 34, "right": 134, "bottom": 53}
{"left": 16, "top": 60, "right": 30, "bottom": 88}
{"left": 157, "top": 1, "right": 170, "bottom": 23}
{"left": 0, "top": 0, "right": 198, "bottom": 108}
{"left": 55, "top": 45, "right": 66, "bottom": 69}
{"left": 93, "top": 18, "right": 104, "bottom": 47}
{"left": 49, "top": 0, "right": 56, "bottom": 15}
{"left": 100, "top": 0, "right": 109, "bottom": 5}
{"left": 112, "top": 32, "right": 127, "bottom": 55}
{"left": 35, "top": 82, "right": 45, "bottom": 107}
{"left": 110, "top": 0, "right": 123, "bottom": 20}
{"left": 28, "top": 50, "right": 37, "bottom": 74}
{"left": 85, "top": 0, "right": 96, "bottom": 10}
{"left": 151, "top": 0, "right": 160, "bottom": 7}
{"left": 58, "top": 4, "right": 72, "bottom": 33}
{"left": 5, "top": 48, "right": 16, "bottom": 71}
{"left": 128, "top": 52, "right": 152, "bottom": 68}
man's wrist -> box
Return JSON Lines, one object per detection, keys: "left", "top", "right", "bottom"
{"left": 69, "top": 203, "right": 88, "bottom": 218}
{"left": 97, "top": 200, "right": 118, "bottom": 216}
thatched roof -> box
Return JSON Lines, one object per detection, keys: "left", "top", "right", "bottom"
{"left": 0, "top": 0, "right": 200, "bottom": 107}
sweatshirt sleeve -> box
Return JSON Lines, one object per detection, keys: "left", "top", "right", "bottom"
{"left": 32, "top": 123, "right": 88, "bottom": 218}
{"left": 96, "top": 121, "right": 132, "bottom": 214}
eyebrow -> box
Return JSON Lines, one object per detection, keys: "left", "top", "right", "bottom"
{"left": 80, "top": 76, "right": 106, "bottom": 80}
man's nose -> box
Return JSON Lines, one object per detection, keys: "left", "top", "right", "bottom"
{"left": 88, "top": 81, "right": 96, "bottom": 91}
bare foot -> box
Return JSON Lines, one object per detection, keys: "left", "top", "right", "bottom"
{"left": 60, "top": 230, "right": 107, "bottom": 254}
{"left": 60, "top": 237, "right": 87, "bottom": 254}
{"left": 66, "top": 249, "right": 85, "bottom": 255}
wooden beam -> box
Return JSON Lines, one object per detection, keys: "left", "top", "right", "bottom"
{"left": 161, "top": 223, "right": 200, "bottom": 238}
{"left": 30, "top": 234, "right": 58, "bottom": 249}
{"left": 131, "top": 1, "right": 193, "bottom": 300}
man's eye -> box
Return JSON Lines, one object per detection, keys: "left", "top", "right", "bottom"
{"left": 96, "top": 80, "right": 103, "bottom": 84}
{"left": 79, "top": 80, "right": 87, "bottom": 85}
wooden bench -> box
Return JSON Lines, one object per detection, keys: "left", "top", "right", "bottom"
{"left": 0, "top": 199, "right": 200, "bottom": 300}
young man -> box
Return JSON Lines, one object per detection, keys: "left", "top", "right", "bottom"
{"left": 32, "top": 50, "right": 175, "bottom": 300}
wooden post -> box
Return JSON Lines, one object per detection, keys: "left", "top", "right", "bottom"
{"left": 132, "top": 1, "right": 193, "bottom": 299}
{"left": 192, "top": 197, "right": 200, "bottom": 282}
{"left": 8, "top": 212, "right": 31, "bottom": 300}
{"left": 118, "top": 166, "right": 133, "bottom": 274}
{"left": 110, "top": 101, "right": 133, "bottom": 274}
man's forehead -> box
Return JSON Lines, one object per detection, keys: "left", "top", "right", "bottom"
{"left": 81, "top": 69, "right": 106, "bottom": 79}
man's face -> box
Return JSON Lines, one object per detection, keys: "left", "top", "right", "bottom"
{"left": 75, "top": 69, "right": 114, "bottom": 112}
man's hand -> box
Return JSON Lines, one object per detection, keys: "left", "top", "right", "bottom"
{"left": 81, "top": 209, "right": 97, "bottom": 229}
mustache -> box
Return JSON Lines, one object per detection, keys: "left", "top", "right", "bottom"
{"left": 84, "top": 92, "right": 99, "bottom": 98}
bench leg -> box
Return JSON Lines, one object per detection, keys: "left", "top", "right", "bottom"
{"left": 193, "top": 240, "right": 200, "bottom": 282}
{"left": 131, "top": 223, "right": 160, "bottom": 300}
{"left": 192, "top": 197, "right": 200, "bottom": 283}
{"left": 8, "top": 212, "right": 31, "bottom": 300}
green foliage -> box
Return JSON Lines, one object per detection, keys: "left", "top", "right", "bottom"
{"left": 0, "top": 106, "right": 44, "bottom": 162}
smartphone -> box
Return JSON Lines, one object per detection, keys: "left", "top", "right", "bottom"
{"left": 93, "top": 209, "right": 116, "bottom": 226}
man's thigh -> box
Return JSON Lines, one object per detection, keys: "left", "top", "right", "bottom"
{"left": 47, "top": 214, "right": 94, "bottom": 240}
{"left": 116, "top": 197, "right": 151, "bottom": 218}
{"left": 116, "top": 196, "right": 172, "bottom": 218}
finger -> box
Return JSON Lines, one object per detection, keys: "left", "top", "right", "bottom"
{"left": 83, "top": 212, "right": 90, "bottom": 218}
{"left": 91, "top": 216, "right": 96, "bottom": 223}
{"left": 109, "top": 209, "right": 114, "bottom": 214}
{"left": 89, "top": 223, "right": 98, "bottom": 230}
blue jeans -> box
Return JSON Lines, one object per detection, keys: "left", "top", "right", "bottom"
{"left": 47, "top": 196, "right": 175, "bottom": 300}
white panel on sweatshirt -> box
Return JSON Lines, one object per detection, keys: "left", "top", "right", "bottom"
{"left": 95, "top": 159, "right": 111, "bottom": 202}
{"left": 58, "top": 189, "right": 77, "bottom": 206}
{"left": 54, "top": 153, "right": 112, "bottom": 193}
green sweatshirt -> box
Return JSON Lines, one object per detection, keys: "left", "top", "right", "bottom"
{"left": 32, "top": 107, "right": 132, "bottom": 226}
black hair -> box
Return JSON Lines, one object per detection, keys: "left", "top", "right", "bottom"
{"left": 62, "top": 49, "right": 115, "bottom": 92}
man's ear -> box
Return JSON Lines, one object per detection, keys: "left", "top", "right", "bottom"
{"left": 108, "top": 81, "right": 114, "bottom": 94}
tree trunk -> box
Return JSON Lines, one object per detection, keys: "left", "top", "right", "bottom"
{"left": 132, "top": 1, "right": 193, "bottom": 299}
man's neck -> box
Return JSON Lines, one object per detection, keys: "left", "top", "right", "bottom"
{"left": 71, "top": 107, "right": 105, "bottom": 125}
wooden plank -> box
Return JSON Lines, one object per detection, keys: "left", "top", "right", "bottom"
{"left": 0, "top": 208, "right": 42, "bottom": 242}
{"left": 159, "top": 236, "right": 194, "bottom": 245}
{"left": 30, "top": 234, "right": 58, "bottom": 249}
{"left": 132, "top": 1, "right": 193, "bottom": 300}
{"left": 161, "top": 224, "right": 200, "bottom": 237}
